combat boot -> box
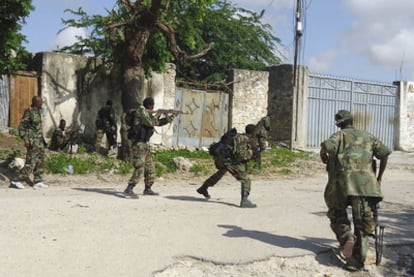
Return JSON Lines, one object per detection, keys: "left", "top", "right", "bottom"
{"left": 143, "top": 186, "right": 159, "bottom": 196}
{"left": 123, "top": 183, "right": 138, "bottom": 199}
{"left": 196, "top": 185, "right": 211, "bottom": 199}
{"left": 240, "top": 191, "right": 257, "bottom": 208}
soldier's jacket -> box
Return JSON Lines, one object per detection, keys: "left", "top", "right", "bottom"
{"left": 18, "top": 107, "right": 45, "bottom": 148}
{"left": 96, "top": 106, "right": 117, "bottom": 131}
{"left": 321, "top": 127, "right": 391, "bottom": 207}
{"left": 256, "top": 116, "right": 271, "bottom": 138}
{"left": 49, "top": 128, "right": 67, "bottom": 151}
{"left": 130, "top": 105, "right": 172, "bottom": 143}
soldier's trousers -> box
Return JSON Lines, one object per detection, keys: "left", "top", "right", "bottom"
{"left": 15, "top": 144, "right": 45, "bottom": 184}
{"left": 128, "top": 142, "right": 155, "bottom": 187}
{"left": 327, "top": 196, "right": 377, "bottom": 264}
{"left": 203, "top": 159, "right": 251, "bottom": 193}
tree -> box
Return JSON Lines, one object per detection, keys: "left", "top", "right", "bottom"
{"left": 175, "top": 0, "right": 282, "bottom": 83}
{"left": 0, "top": 0, "right": 34, "bottom": 75}
{"left": 61, "top": 0, "right": 214, "bottom": 110}
{"left": 60, "top": 0, "right": 283, "bottom": 103}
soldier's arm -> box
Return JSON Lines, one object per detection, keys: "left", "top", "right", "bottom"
{"left": 377, "top": 155, "right": 388, "bottom": 184}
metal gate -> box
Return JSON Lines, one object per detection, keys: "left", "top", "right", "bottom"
{"left": 307, "top": 74, "right": 397, "bottom": 150}
{"left": 173, "top": 88, "right": 229, "bottom": 148}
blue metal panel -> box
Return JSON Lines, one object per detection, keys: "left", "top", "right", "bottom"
{"left": 307, "top": 74, "right": 397, "bottom": 150}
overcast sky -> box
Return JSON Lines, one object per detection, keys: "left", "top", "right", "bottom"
{"left": 21, "top": 0, "right": 414, "bottom": 83}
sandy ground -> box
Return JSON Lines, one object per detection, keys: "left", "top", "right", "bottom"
{"left": 0, "top": 151, "right": 413, "bottom": 277}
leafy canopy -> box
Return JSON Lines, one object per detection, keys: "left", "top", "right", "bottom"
{"left": 0, "top": 0, "right": 34, "bottom": 75}
{"left": 175, "top": 0, "right": 282, "bottom": 82}
{"left": 60, "top": 0, "right": 282, "bottom": 83}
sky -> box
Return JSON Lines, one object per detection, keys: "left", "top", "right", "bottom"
{"left": 21, "top": 0, "right": 414, "bottom": 83}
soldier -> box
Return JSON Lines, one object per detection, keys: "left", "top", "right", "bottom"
{"left": 95, "top": 100, "right": 117, "bottom": 153}
{"left": 256, "top": 114, "right": 271, "bottom": 152}
{"left": 196, "top": 124, "right": 260, "bottom": 208}
{"left": 320, "top": 110, "right": 391, "bottom": 271}
{"left": 49, "top": 119, "right": 69, "bottom": 152}
{"left": 122, "top": 97, "right": 177, "bottom": 198}
{"left": 254, "top": 115, "right": 271, "bottom": 169}
{"left": 11, "top": 96, "right": 48, "bottom": 189}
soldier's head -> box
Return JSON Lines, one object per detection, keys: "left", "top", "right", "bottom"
{"left": 143, "top": 97, "right": 155, "bottom": 110}
{"left": 335, "top": 110, "right": 353, "bottom": 128}
{"left": 106, "top": 100, "right": 113, "bottom": 107}
{"left": 31, "top": 96, "right": 43, "bottom": 109}
{"left": 59, "top": 119, "right": 66, "bottom": 130}
{"left": 245, "top": 124, "right": 257, "bottom": 135}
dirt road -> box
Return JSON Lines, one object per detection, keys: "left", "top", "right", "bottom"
{"left": 0, "top": 152, "right": 413, "bottom": 277}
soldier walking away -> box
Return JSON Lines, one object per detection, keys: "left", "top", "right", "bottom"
{"left": 95, "top": 100, "right": 117, "bottom": 154}
{"left": 197, "top": 124, "right": 260, "bottom": 208}
{"left": 49, "top": 119, "right": 69, "bottom": 152}
{"left": 122, "top": 97, "right": 178, "bottom": 198}
{"left": 319, "top": 110, "right": 391, "bottom": 271}
{"left": 11, "top": 96, "right": 48, "bottom": 189}
{"left": 254, "top": 115, "right": 271, "bottom": 169}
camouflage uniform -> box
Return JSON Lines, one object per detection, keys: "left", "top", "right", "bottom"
{"left": 15, "top": 106, "right": 46, "bottom": 185}
{"left": 256, "top": 115, "right": 271, "bottom": 152}
{"left": 49, "top": 128, "right": 68, "bottom": 151}
{"left": 321, "top": 125, "right": 391, "bottom": 269}
{"left": 198, "top": 129, "right": 259, "bottom": 208}
{"left": 126, "top": 105, "right": 174, "bottom": 196}
{"left": 95, "top": 103, "right": 117, "bottom": 151}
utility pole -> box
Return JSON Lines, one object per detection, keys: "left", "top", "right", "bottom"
{"left": 293, "top": 0, "right": 303, "bottom": 88}
{"left": 291, "top": 0, "right": 303, "bottom": 150}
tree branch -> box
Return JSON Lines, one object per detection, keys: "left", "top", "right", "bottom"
{"left": 155, "top": 20, "right": 212, "bottom": 61}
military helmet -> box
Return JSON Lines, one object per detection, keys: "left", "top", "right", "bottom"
{"left": 335, "top": 110, "right": 353, "bottom": 124}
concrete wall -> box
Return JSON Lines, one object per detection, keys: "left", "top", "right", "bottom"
{"left": 395, "top": 81, "right": 414, "bottom": 151}
{"left": 29, "top": 52, "right": 411, "bottom": 151}
{"left": 267, "top": 64, "right": 308, "bottom": 148}
{"left": 33, "top": 52, "right": 176, "bottom": 147}
{"left": 231, "top": 69, "right": 268, "bottom": 133}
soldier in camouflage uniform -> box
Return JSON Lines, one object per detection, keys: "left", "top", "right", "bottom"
{"left": 11, "top": 96, "right": 48, "bottom": 189}
{"left": 95, "top": 100, "right": 117, "bottom": 153}
{"left": 49, "top": 119, "right": 69, "bottom": 152}
{"left": 197, "top": 124, "right": 259, "bottom": 208}
{"left": 254, "top": 115, "right": 271, "bottom": 168}
{"left": 123, "top": 97, "right": 177, "bottom": 198}
{"left": 320, "top": 110, "right": 391, "bottom": 271}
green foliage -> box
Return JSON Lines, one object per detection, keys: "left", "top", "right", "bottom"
{"left": 264, "top": 148, "right": 310, "bottom": 167}
{"left": 176, "top": 0, "right": 282, "bottom": 82}
{"left": 189, "top": 163, "right": 208, "bottom": 175}
{"left": 153, "top": 148, "right": 211, "bottom": 173}
{"left": 41, "top": 146, "right": 312, "bottom": 178}
{"left": 45, "top": 152, "right": 132, "bottom": 175}
{"left": 0, "top": 0, "right": 34, "bottom": 75}
{"left": 59, "top": 0, "right": 282, "bottom": 82}
{"left": 0, "top": 149, "right": 23, "bottom": 161}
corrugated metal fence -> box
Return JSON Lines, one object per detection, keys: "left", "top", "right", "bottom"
{"left": 307, "top": 74, "right": 397, "bottom": 150}
{"left": 0, "top": 75, "right": 9, "bottom": 131}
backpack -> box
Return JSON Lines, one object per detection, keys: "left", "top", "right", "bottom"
{"left": 208, "top": 128, "right": 237, "bottom": 158}
{"left": 233, "top": 134, "right": 253, "bottom": 162}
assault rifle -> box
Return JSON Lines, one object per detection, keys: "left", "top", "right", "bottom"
{"left": 152, "top": 109, "right": 189, "bottom": 115}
